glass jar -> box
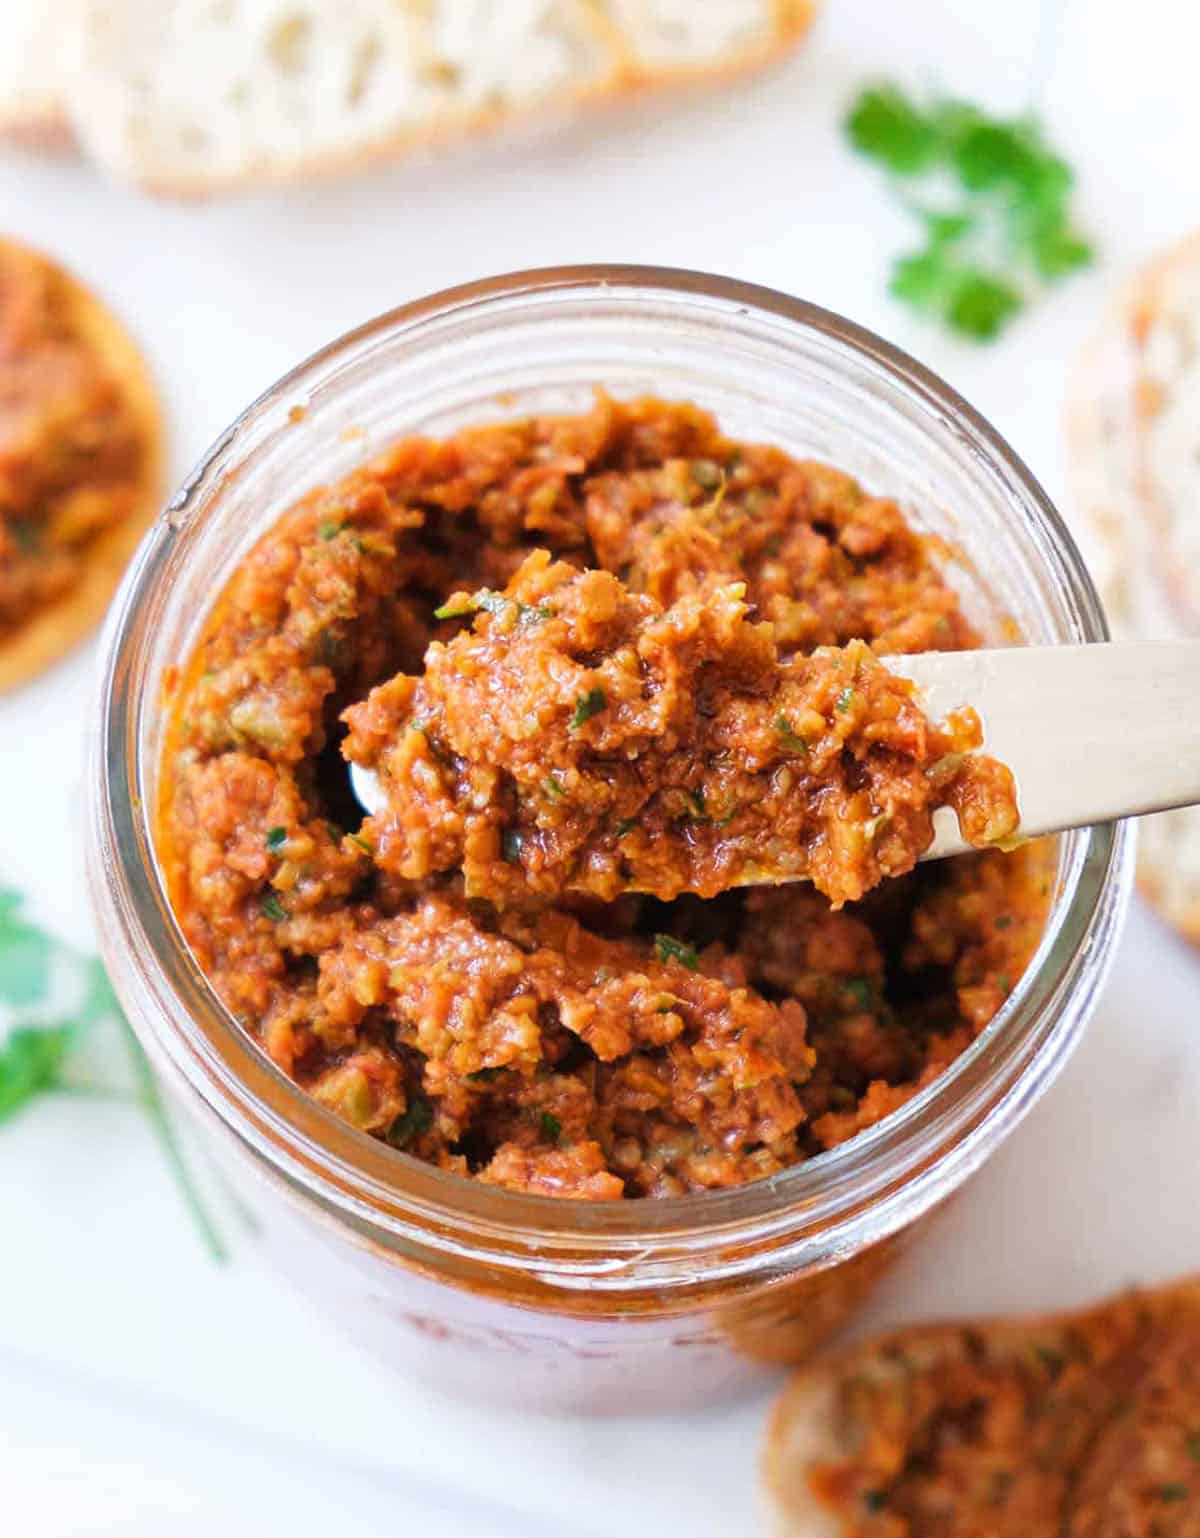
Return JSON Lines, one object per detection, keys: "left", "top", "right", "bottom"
{"left": 87, "top": 266, "right": 1133, "bottom": 1413}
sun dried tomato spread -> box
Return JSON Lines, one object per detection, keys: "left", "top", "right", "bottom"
{"left": 345, "top": 553, "right": 1015, "bottom": 907}
{"left": 160, "top": 396, "right": 1043, "bottom": 1199}
{"left": 804, "top": 1286, "right": 1200, "bottom": 1537}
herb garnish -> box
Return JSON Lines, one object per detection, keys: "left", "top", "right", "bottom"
{"left": 775, "top": 715, "right": 809, "bottom": 753}
{"left": 260, "top": 893, "right": 287, "bottom": 922}
{"left": 685, "top": 787, "right": 708, "bottom": 820}
{"left": 570, "top": 687, "right": 607, "bottom": 730}
{"left": 835, "top": 686, "right": 855, "bottom": 713}
{"left": 501, "top": 829, "right": 525, "bottom": 863}
{"left": 542, "top": 775, "right": 566, "bottom": 801}
{"left": 265, "top": 826, "right": 287, "bottom": 852}
{"left": 844, "top": 977, "right": 873, "bottom": 1010}
{"left": 614, "top": 817, "right": 638, "bottom": 837}
{"left": 539, "top": 1111, "right": 562, "bottom": 1142}
{"left": 655, "top": 934, "right": 700, "bottom": 971}
{"left": 387, "top": 1095, "right": 433, "bottom": 1148}
{"left": 0, "top": 890, "right": 229, "bottom": 1260}
{"left": 348, "top": 832, "right": 373, "bottom": 856}
{"left": 845, "top": 82, "right": 1093, "bottom": 340}
{"left": 691, "top": 458, "right": 723, "bottom": 491}
{"left": 317, "top": 520, "right": 342, "bottom": 541}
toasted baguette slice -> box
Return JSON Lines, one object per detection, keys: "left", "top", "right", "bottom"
{"left": 1066, "top": 252, "right": 1200, "bottom": 945}
{"left": 0, "top": 1, "right": 72, "bottom": 146}
{"left": 0, "top": 239, "right": 165, "bottom": 692}
{"left": 65, "top": 0, "right": 814, "bottom": 197}
{"left": 762, "top": 1277, "right": 1200, "bottom": 1538}
{"left": 1130, "top": 231, "right": 1200, "bottom": 630}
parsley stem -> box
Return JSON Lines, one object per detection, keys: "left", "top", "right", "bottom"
{"left": 118, "top": 1016, "right": 229, "bottom": 1265}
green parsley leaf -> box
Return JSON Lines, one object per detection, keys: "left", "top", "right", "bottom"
{"left": 845, "top": 81, "right": 1093, "bottom": 342}
{"left": 265, "top": 826, "right": 287, "bottom": 852}
{"left": 655, "top": 934, "right": 700, "bottom": 971}
{"left": 0, "top": 1025, "right": 74, "bottom": 1125}
{"left": 348, "top": 832, "right": 373, "bottom": 856}
{"left": 387, "top": 1096, "right": 433, "bottom": 1148}
{"left": 0, "top": 889, "right": 55, "bottom": 1007}
{"left": 775, "top": 715, "right": 809, "bottom": 753}
{"left": 542, "top": 775, "right": 566, "bottom": 801}
{"left": 260, "top": 893, "right": 287, "bottom": 922}
{"left": 570, "top": 687, "right": 607, "bottom": 730}
{"left": 539, "top": 1111, "right": 562, "bottom": 1142}
{"left": 846, "top": 83, "right": 939, "bottom": 173}
{"left": 434, "top": 600, "right": 478, "bottom": 621}
{"left": 317, "top": 520, "right": 341, "bottom": 541}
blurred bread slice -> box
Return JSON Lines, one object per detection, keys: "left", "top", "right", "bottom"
{"left": 65, "top": 0, "right": 815, "bottom": 196}
{"left": 1066, "top": 239, "right": 1200, "bottom": 946}
{"left": 0, "top": 2, "right": 72, "bottom": 146}
{"left": 761, "top": 1277, "right": 1200, "bottom": 1538}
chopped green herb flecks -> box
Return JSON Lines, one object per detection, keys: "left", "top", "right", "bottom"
{"left": 775, "top": 715, "right": 809, "bottom": 753}
{"left": 539, "top": 1111, "right": 562, "bottom": 1142}
{"left": 845, "top": 82, "right": 1094, "bottom": 341}
{"left": 469, "top": 1067, "right": 504, "bottom": 1084}
{"left": 434, "top": 597, "right": 478, "bottom": 621}
{"left": 387, "top": 1096, "right": 433, "bottom": 1148}
{"left": 261, "top": 893, "right": 287, "bottom": 922}
{"left": 265, "top": 826, "right": 287, "bottom": 852}
{"left": 685, "top": 787, "right": 707, "bottom": 820}
{"left": 844, "top": 976, "right": 873, "bottom": 1010}
{"left": 348, "top": 833, "right": 373, "bottom": 856}
{"left": 1035, "top": 1344, "right": 1065, "bottom": 1377}
{"left": 690, "top": 458, "right": 723, "bottom": 491}
{"left": 517, "top": 602, "right": 555, "bottom": 625}
{"left": 502, "top": 828, "right": 525, "bottom": 863}
{"left": 542, "top": 775, "right": 566, "bottom": 801}
{"left": 836, "top": 686, "right": 855, "bottom": 713}
{"left": 655, "top": 934, "right": 700, "bottom": 971}
{"left": 614, "top": 817, "right": 638, "bottom": 837}
{"left": 317, "top": 520, "right": 341, "bottom": 541}
{"left": 570, "top": 687, "right": 607, "bottom": 730}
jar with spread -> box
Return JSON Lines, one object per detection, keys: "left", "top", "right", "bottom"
{"left": 86, "top": 268, "right": 1132, "bottom": 1412}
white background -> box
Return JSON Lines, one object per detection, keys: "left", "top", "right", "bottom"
{"left": 2, "top": 0, "right": 1198, "bottom": 1532}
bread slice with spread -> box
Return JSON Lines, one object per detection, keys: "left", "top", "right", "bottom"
{"left": 762, "top": 1278, "right": 1200, "bottom": 1536}
{"left": 63, "top": 0, "right": 815, "bottom": 196}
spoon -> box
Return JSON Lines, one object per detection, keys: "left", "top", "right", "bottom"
{"left": 349, "top": 639, "right": 1200, "bottom": 869}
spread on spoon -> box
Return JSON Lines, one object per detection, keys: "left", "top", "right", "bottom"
{"left": 159, "top": 395, "right": 1043, "bottom": 1199}
{"left": 345, "top": 552, "right": 1017, "bottom": 906}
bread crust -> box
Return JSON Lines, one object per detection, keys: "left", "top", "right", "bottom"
{"left": 66, "top": 0, "right": 816, "bottom": 198}
{"left": 1064, "top": 247, "right": 1200, "bottom": 946}
{"left": 0, "top": 239, "right": 165, "bottom": 692}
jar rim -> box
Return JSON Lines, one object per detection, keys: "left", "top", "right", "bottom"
{"left": 89, "top": 264, "right": 1132, "bottom": 1287}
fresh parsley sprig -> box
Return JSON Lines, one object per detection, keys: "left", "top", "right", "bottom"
{"left": 845, "top": 82, "right": 1094, "bottom": 341}
{"left": 0, "top": 888, "right": 230, "bottom": 1261}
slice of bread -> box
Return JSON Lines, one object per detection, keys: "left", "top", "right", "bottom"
{"left": 761, "top": 1277, "right": 1200, "bottom": 1538}
{"left": 64, "top": 0, "right": 814, "bottom": 196}
{"left": 1066, "top": 239, "right": 1200, "bottom": 946}
{"left": 0, "top": 2, "right": 72, "bottom": 146}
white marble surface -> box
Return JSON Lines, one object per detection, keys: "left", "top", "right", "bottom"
{"left": 1, "top": 0, "right": 1198, "bottom": 1533}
